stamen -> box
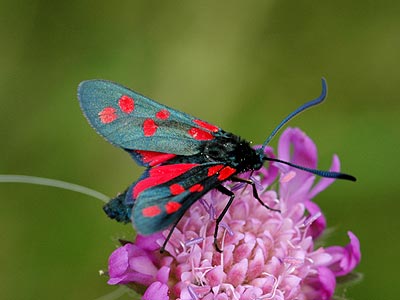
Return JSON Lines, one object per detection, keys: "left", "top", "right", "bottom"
{"left": 280, "top": 171, "right": 296, "bottom": 183}
{"left": 185, "top": 237, "right": 204, "bottom": 247}
{"left": 199, "top": 198, "right": 217, "bottom": 220}
{"left": 209, "top": 205, "right": 216, "bottom": 220}
{"left": 192, "top": 266, "right": 214, "bottom": 289}
{"left": 300, "top": 211, "right": 322, "bottom": 240}
{"left": 249, "top": 175, "right": 263, "bottom": 190}
{"left": 303, "top": 211, "right": 322, "bottom": 228}
{"left": 286, "top": 240, "right": 296, "bottom": 249}
{"left": 305, "top": 257, "right": 314, "bottom": 264}
{"left": 225, "top": 284, "right": 240, "bottom": 300}
{"left": 284, "top": 256, "right": 304, "bottom": 273}
{"left": 187, "top": 285, "right": 199, "bottom": 300}
{"left": 258, "top": 272, "right": 279, "bottom": 299}
{"left": 193, "top": 265, "right": 214, "bottom": 272}
{"left": 231, "top": 182, "right": 246, "bottom": 191}
{"left": 219, "top": 222, "right": 234, "bottom": 236}
{"left": 283, "top": 256, "right": 304, "bottom": 266}
{"left": 199, "top": 198, "right": 210, "bottom": 211}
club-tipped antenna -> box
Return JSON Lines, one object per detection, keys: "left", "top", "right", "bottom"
{"left": 261, "top": 78, "right": 327, "bottom": 151}
{"left": 263, "top": 157, "right": 356, "bottom": 181}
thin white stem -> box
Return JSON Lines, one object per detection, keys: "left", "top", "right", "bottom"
{"left": 94, "top": 286, "right": 129, "bottom": 300}
{"left": 0, "top": 175, "right": 109, "bottom": 203}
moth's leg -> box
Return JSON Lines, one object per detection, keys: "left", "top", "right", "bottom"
{"left": 160, "top": 213, "right": 185, "bottom": 253}
{"left": 231, "top": 176, "right": 280, "bottom": 212}
{"left": 213, "top": 184, "right": 236, "bottom": 252}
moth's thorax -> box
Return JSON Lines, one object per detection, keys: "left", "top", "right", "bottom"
{"left": 200, "top": 131, "right": 263, "bottom": 172}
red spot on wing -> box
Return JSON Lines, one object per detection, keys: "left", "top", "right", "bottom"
{"left": 165, "top": 201, "right": 182, "bottom": 214}
{"left": 156, "top": 109, "right": 170, "bottom": 120}
{"left": 149, "top": 164, "right": 197, "bottom": 178}
{"left": 142, "top": 205, "right": 161, "bottom": 217}
{"left": 188, "top": 127, "right": 214, "bottom": 140}
{"left": 207, "top": 165, "right": 224, "bottom": 177}
{"left": 135, "top": 150, "right": 176, "bottom": 166}
{"left": 99, "top": 107, "right": 117, "bottom": 124}
{"left": 118, "top": 95, "right": 135, "bottom": 114}
{"left": 189, "top": 183, "right": 204, "bottom": 192}
{"left": 194, "top": 119, "right": 219, "bottom": 132}
{"left": 218, "top": 166, "right": 236, "bottom": 181}
{"left": 143, "top": 118, "right": 158, "bottom": 136}
{"left": 170, "top": 183, "right": 185, "bottom": 195}
{"left": 207, "top": 165, "right": 235, "bottom": 180}
{"left": 133, "top": 163, "right": 198, "bottom": 198}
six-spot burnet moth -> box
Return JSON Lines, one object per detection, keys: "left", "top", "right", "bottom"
{"left": 78, "top": 78, "right": 356, "bottom": 252}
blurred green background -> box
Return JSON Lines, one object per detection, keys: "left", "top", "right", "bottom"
{"left": 1, "top": 1, "right": 398, "bottom": 299}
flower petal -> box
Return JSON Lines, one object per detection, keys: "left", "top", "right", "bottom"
{"left": 135, "top": 233, "right": 164, "bottom": 251}
{"left": 317, "top": 267, "right": 336, "bottom": 300}
{"left": 278, "top": 127, "right": 317, "bottom": 172}
{"left": 259, "top": 146, "right": 279, "bottom": 185}
{"left": 143, "top": 281, "right": 169, "bottom": 300}
{"left": 105, "top": 127, "right": 361, "bottom": 299}
{"left": 227, "top": 258, "right": 248, "bottom": 286}
{"left": 278, "top": 128, "right": 319, "bottom": 205}
{"left": 108, "top": 245, "right": 129, "bottom": 278}
{"left": 305, "top": 201, "right": 326, "bottom": 238}
{"left": 156, "top": 266, "right": 170, "bottom": 284}
{"left": 308, "top": 154, "right": 341, "bottom": 199}
{"left": 206, "top": 265, "right": 225, "bottom": 286}
{"left": 129, "top": 255, "right": 158, "bottom": 276}
{"left": 325, "top": 231, "right": 361, "bottom": 276}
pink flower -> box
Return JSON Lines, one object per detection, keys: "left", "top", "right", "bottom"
{"left": 325, "top": 231, "right": 361, "bottom": 277}
{"left": 107, "top": 127, "right": 361, "bottom": 299}
{"left": 143, "top": 281, "right": 170, "bottom": 300}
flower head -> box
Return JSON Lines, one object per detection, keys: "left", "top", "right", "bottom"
{"left": 107, "top": 128, "right": 361, "bottom": 300}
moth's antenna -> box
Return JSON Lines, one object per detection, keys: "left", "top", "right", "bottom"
{"left": 260, "top": 78, "right": 356, "bottom": 182}
{"left": 263, "top": 157, "right": 356, "bottom": 181}
{"left": 261, "top": 78, "right": 327, "bottom": 151}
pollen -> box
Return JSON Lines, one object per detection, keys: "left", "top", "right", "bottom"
{"left": 280, "top": 171, "right": 296, "bottom": 183}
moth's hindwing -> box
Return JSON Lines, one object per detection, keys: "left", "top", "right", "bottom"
{"left": 129, "top": 162, "right": 237, "bottom": 234}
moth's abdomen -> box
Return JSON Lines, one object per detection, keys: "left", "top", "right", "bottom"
{"left": 103, "top": 190, "right": 132, "bottom": 223}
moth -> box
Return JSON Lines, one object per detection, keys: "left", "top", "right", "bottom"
{"left": 78, "top": 78, "right": 355, "bottom": 251}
